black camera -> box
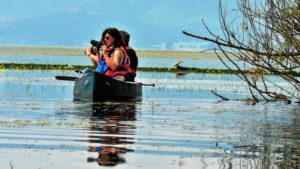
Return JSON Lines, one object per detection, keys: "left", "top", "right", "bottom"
{"left": 90, "top": 40, "right": 104, "bottom": 55}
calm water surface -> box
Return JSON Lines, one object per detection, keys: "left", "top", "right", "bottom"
{"left": 0, "top": 69, "right": 299, "bottom": 169}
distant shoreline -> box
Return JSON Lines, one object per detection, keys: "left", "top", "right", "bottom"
{"left": 0, "top": 45, "right": 222, "bottom": 58}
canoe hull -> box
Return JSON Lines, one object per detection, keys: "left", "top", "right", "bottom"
{"left": 73, "top": 72, "right": 142, "bottom": 101}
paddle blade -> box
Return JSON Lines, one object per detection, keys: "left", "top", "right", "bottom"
{"left": 55, "top": 76, "right": 78, "bottom": 81}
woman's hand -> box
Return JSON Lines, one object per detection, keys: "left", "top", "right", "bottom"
{"left": 84, "top": 48, "right": 92, "bottom": 57}
{"left": 84, "top": 48, "right": 99, "bottom": 66}
{"left": 101, "top": 45, "right": 110, "bottom": 60}
{"left": 101, "top": 45, "right": 108, "bottom": 54}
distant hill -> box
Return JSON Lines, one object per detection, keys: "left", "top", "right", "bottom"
{"left": 0, "top": 0, "right": 222, "bottom": 49}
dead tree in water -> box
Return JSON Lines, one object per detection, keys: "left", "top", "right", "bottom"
{"left": 183, "top": 0, "right": 300, "bottom": 103}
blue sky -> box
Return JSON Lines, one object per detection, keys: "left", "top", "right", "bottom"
{"left": 0, "top": 0, "right": 237, "bottom": 49}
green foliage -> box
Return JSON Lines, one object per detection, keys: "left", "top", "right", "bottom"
{"left": 0, "top": 63, "right": 262, "bottom": 74}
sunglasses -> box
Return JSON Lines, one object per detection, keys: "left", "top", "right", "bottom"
{"left": 104, "top": 36, "right": 111, "bottom": 41}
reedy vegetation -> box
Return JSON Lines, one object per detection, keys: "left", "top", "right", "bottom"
{"left": 0, "top": 63, "right": 250, "bottom": 74}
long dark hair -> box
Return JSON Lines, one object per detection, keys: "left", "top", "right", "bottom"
{"left": 101, "top": 28, "right": 123, "bottom": 48}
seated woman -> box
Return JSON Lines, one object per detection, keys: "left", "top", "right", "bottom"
{"left": 84, "top": 28, "right": 130, "bottom": 81}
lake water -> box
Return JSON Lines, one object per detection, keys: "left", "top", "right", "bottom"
{"left": 0, "top": 59, "right": 300, "bottom": 168}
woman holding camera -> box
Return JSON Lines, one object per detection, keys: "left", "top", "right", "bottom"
{"left": 84, "top": 28, "right": 130, "bottom": 81}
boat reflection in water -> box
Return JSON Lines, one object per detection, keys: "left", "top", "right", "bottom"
{"left": 86, "top": 102, "right": 136, "bottom": 166}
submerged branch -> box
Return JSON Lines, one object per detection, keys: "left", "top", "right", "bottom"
{"left": 210, "top": 90, "right": 230, "bottom": 101}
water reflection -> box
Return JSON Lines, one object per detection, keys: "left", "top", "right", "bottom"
{"left": 86, "top": 102, "right": 136, "bottom": 166}
{"left": 1, "top": 69, "right": 300, "bottom": 168}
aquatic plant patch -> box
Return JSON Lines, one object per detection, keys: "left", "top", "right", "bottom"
{"left": 0, "top": 63, "right": 253, "bottom": 74}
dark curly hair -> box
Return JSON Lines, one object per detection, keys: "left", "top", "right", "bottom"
{"left": 101, "top": 28, "right": 123, "bottom": 48}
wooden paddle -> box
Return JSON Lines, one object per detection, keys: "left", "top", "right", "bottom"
{"left": 55, "top": 75, "right": 155, "bottom": 87}
{"left": 139, "top": 82, "right": 155, "bottom": 87}
{"left": 55, "top": 76, "right": 78, "bottom": 81}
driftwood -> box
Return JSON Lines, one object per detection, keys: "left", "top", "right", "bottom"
{"left": 172, "top": 61, "right": 189, "bottom": 71}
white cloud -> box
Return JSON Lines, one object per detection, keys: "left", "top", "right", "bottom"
{"left": 0, "top": 14, "right": 34, "bottom": 24}
{"left": 64, "top": 8, "right": 81, "bottom": 14}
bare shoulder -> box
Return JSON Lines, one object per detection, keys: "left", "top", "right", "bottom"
{"left": 113, "top": 48, "right": 123, "bottom": 56}
{"left": 114, "top": 48, "right": 122, "bottom": 52}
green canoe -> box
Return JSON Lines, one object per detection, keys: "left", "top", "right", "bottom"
{"left": 73, "top": 72, "right": 142, "bottom": 101}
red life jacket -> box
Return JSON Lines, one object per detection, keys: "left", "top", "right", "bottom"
{"left": 105, "top": 47, "right": 131, "bottom": 78}
{"left": 124, "top": 46, "right": 137, "bottom": 79}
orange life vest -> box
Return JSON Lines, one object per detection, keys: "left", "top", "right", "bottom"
{"left": 105, "top": 47, "right": 131, "bottom": 78}
{"left": 124, "top": 46, "right": 137, "bottom": 78}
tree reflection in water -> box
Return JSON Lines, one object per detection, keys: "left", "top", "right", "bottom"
{"left": 86, "top": 102, "right": 136, "bottom": 166}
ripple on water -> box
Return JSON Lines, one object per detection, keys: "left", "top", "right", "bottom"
{"left": 0, "top": 100, "right": 299, "bottom": 168}
{"left": 0, "top": 70, "right": 300, "bottom": 168}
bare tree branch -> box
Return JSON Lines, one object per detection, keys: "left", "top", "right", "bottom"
{"left": 183, "top": 0, "right": 300, "bottom": 102}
